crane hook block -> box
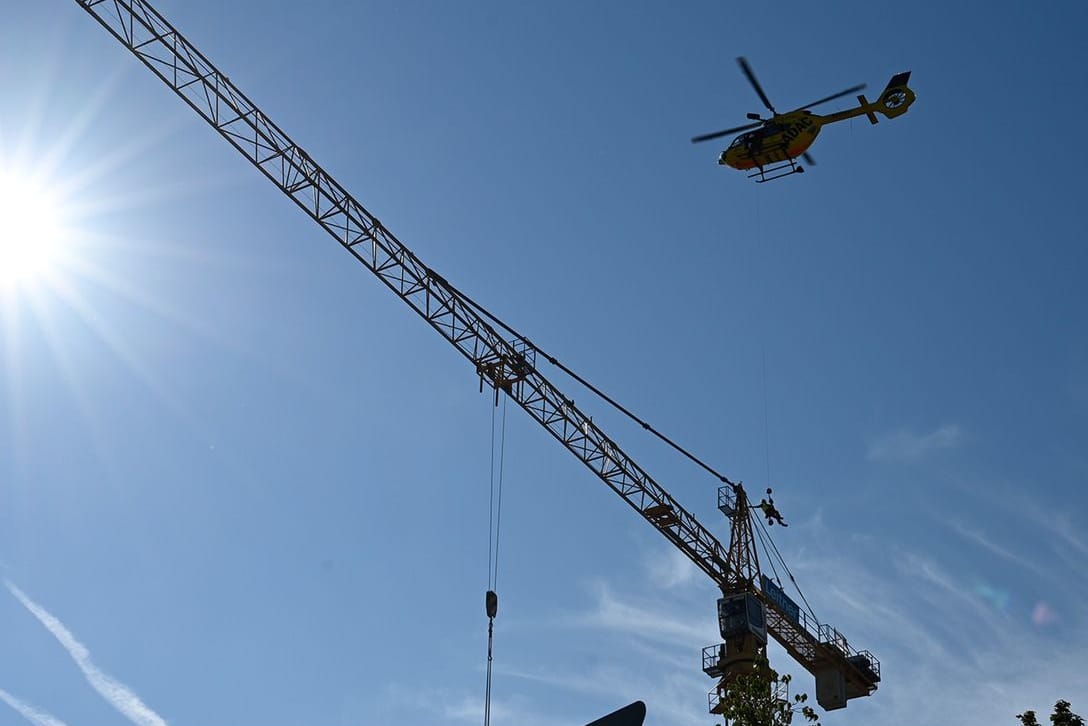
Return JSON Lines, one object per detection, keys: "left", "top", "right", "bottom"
{"left": 486, "top": 590, "right": 498, "bottom": 619}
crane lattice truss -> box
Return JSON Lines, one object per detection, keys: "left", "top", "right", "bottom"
{"left": 74, "top": 0, "right": 879, "bottom": 707}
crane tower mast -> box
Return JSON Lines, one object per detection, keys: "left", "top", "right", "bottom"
{"left": 73, "top": 0, "right": 880, "bottom": 713}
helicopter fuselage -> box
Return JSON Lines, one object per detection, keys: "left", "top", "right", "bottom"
{"left": 718, "top": 110, "right": 822, "bottom": 170}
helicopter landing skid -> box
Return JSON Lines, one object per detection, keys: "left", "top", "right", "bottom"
{"left": 749, "top": 158, "right": 804, "bottom": 183}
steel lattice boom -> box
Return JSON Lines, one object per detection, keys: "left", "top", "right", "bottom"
{"left": 74, "top": 0, "right": 879, "bottom": 709}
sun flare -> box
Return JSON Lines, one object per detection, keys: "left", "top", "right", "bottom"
{"left": 0, "top": 170, "right": 66, "bottom": 288}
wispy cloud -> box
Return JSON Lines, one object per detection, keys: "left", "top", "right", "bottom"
{"left": 945, "top": 518, "right": 1052, "bottom": 582}
{"left": 1047, "top": 512, "right": 1088, "bottom": 560}
{"left": 5, "top": 581, "right": 169, "bottom": 726}
{"left": 785, "top": 534, "right": 1088, "bottom": 726}
{"left": 644, "top": 548, "right": 699, "bottom": 590}
{"left": 380, "top": 682, "right": 571, "bottom": 726}
{"left": 442, "top": 694, "right": 510, "bottom": 724}
{"left": 867, "top": 423, "right": 963, "bottom": 462}
{"left": 0, "top": 689, "right": 67, "bottom": 726}
{"left": 441, "top": 692, "right": 566, "bottom": 726}
{"left": 496, "top": 660, "right": 708, "bottom": 726}
{"left": 507, "top": 577, "right": 723, "bottom": 726}
{"left": 570, "top": 580, "right": 715, "bottom": 647}
{"left": 386, "top": 571, "right": 717, "bottom": 726}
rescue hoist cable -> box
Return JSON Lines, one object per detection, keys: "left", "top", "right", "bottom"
{"left": 750, "top": 347, "right": 808, "bottom": 612}
{"left": 752, "top": 338, "right": 820, "bottom": 619}
{"left": 484, "top": 394, "right": 508, "bottom": 726}
{"left": 762, "top": 347, "right": 772, "bottom": 497}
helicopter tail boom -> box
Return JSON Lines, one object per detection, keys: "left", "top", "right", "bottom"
{"left": 817, "top": 71, "right": 915, "bottom": 126}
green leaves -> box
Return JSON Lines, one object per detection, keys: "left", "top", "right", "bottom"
{"left": 1018, "top": 700, "right": 1083, "bottom": 726}
{"left": 1018, "top": 710, "right": 1041, "bottom": 726}
{"left": 1052, "top": 700, "right": 1085, "bottom": 726}
{"left": 714, "top": 655, "right": 820, "bottom": 726}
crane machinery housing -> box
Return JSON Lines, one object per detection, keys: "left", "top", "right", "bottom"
{"left": 73, "top": 0, "right": 881, "bottom": 716}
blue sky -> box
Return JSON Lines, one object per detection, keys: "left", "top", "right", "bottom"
{"left": 1, "top": 1, "right": 1086, "bottom": 725}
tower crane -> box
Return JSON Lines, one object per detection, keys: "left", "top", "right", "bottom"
{"left": 73, "top": 0, "right": 881, "bottom": 715}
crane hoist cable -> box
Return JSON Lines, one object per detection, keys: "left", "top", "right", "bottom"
{"left": 751, "top": 350, "right": 821, "bottom": 622}
{"left": 484, "top": 394, "right": 508, "bottom": 726}
{"left": 487, "top": 394, "right": 509, "bottom": 593}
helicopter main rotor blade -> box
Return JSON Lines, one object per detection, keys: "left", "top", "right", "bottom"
{"left": 691, "top": 121, "right": 762, "bottom": 144}
{"left": 738, "top": 56, "right": 776, "bottom": 115}
{"left": 794, "top": 83, "right": 867, "bottom": 112}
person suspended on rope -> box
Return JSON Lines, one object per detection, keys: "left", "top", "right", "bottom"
{"left": 757, "top": 488, "right": 788, "bottom": 527}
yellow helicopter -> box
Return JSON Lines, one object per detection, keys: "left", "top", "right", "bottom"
{"left": 692, "top": 58, "right": 916, "bottom": 182}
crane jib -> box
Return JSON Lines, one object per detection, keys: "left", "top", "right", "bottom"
{"left": 72, "top": 0, "right": 879, "bottom": 710}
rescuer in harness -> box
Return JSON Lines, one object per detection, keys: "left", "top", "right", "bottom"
{"left": 757, "top": 488, "right": 788, "bottom": 527}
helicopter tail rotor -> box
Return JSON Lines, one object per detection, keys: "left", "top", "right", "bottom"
{"left": 855, "top": 71, "right": 916, "bottom": 124}
{"left": 876, "top": 71, "right": 915, "bottom": 118}
{"left": 884, "top": 71, "right": 912, "bottom": 91}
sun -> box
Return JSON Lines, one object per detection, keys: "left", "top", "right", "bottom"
{"left": 0, "top": 169, "right": 66, "bottom": 289}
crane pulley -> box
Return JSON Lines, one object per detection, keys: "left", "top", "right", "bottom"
{"left": 73, "top": 0, "right": 880, "bottom": 714}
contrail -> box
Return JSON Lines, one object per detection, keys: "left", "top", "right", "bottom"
{"left": 0, "top": 688, "right": 68, "bottom": 726}
{"left": 5, "top": 581, "right": 169, "bottom": 726}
